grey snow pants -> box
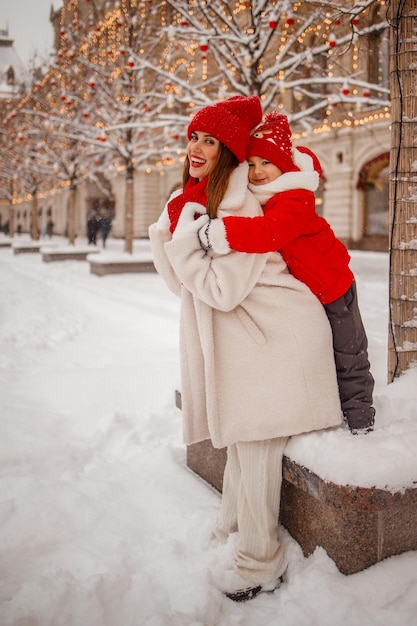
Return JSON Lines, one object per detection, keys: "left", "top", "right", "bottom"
{"left": 324, "top": 280, "right": 375, "bottom": 429}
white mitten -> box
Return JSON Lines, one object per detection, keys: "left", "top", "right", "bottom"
{"left": 156, "top": 204, "right": 171, "bottom": 231}
{"left": 173, "top": 202, "right": 207, "bottom": 236}
{"left": 172, "top": 201, "right": 209, "bottom": 239}
{"left": 172, "top": 215, "right": 209, "bottom": 240}
{"left": 197, "top": 218, "right": 231, "bottom": 254}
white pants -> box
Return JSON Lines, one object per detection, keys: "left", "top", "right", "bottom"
{"left": 215, "top": 437, "right": 288, "bottom": 584}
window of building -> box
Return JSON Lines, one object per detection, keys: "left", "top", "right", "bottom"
{"left": 6, "top": 65, "right": 15, "bottom": 85}
{"left": 358, "top": 154, "right": 389, "bottom": 236}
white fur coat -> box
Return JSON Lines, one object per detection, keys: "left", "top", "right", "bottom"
{"left": 149, "top": 163, "right": 342, "bottom": 449}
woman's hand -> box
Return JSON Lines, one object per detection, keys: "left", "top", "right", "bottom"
{"left": 172, "top": 202, "right": 209, "bottom": 239}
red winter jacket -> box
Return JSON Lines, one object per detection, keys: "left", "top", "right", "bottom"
{"left": 222, "top": 181, "right": 354, "bottom": 305}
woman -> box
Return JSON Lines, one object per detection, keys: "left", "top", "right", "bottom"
{"left": 149, "top": 95, "right": 342, "bottom": 602}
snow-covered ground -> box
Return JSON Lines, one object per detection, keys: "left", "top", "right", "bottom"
{"left": 1, "top": 235, "right": 416, "bottom": 626}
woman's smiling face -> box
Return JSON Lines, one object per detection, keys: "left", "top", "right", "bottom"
{"left": 187, "top": 131, "right": 221, "bottom": 179}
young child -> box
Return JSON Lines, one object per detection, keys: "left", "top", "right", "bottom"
{"left": 198, "top": 111, "right": 375, "bottom": 435}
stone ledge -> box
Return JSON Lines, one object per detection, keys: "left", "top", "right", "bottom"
{"left": 186, "top": 431, "right": 417, "bottom": 575}
{"left": 12, "top": 242, "right": 43, "bottom": 254}
{"left": 280, "top": 456, "right": 417, "bottom": 575}
{"left": 88, "top": 258, "right": 156, "bottom": 276}
{"left": 42, "top": 248, "right": 100, "bottom": 262}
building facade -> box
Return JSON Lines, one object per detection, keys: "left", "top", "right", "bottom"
{"left": 0, "top": 1, "right": 390, "bottom": 250}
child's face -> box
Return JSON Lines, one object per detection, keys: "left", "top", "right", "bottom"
{"left": 187, "top": 131, "right": 220, "bottom": 180}
{"left": 247, "top": 156, "right": 282, "bottom": 185}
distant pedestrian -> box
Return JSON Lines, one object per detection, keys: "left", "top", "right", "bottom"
{"left": 98, "top": 210, "right": 112, "bottom": 248}
{"left": 87, "top": 209, "right": 99, "bottom": 245}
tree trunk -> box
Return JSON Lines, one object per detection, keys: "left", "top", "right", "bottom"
{"left": 31, "top": 191, "right": 39, "bottom": 240}
{"left": 8, "top": 205, "right": 15, "bottom": 238}
{"left": 67, "top": 184, "right": 77, "bottom": 245}
{"left": 124, "top": 169, "right": 134, "bottom": 254}
{"left": 387, "top": 0, "right": 417, "bottom": 381}
{"left": 9, "top": 178, "right": 16, "bottom": 237}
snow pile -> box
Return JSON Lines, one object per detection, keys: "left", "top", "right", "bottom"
{"left": 0, "top": 238, "right": 416, "bottom": 626}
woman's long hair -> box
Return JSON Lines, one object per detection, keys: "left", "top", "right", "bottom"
{"left": 182, "top": 144, "right": 239, "bottom": 218}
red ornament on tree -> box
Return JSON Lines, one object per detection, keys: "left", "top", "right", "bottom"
{"left": 327, "top": 34, "right": 336, "bottom": 47}
{"left": 269, "top": 14, "right": 278, "bottom": 29}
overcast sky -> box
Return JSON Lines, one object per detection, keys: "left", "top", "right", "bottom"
{"left": 1, "top": 0, "right": 61, "bottom": 63}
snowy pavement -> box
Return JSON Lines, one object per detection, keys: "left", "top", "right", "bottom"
{"left": 0, "top": 236, "right": 416, "bottom": 626}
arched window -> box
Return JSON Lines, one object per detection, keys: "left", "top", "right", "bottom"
{"left": 357, "top": 153, "right": 389, "bottom": 236}
{"left": 6, "top": 65, "right": 15, "bottom": 85}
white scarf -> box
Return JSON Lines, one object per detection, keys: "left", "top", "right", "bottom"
{"left": 248, "top": 147, "right": 320, "bottom": 205}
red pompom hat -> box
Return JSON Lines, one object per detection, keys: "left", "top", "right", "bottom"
{"left": 187, "top": 95, "right": 263, "bottom": 163}
{"left": 247, "top": 111, "right": 296, "bottom": 173}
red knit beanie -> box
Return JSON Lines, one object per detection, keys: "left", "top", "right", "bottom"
{"left": 247, "top": 111, "right": 295, "bottom": 172}
{"left": 187, "top": 95, "right": 262, "bottom": 163}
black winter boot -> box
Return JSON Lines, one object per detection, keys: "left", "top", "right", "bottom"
{"left": 344, "top": 407, "right": 375, "bottom": 435}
